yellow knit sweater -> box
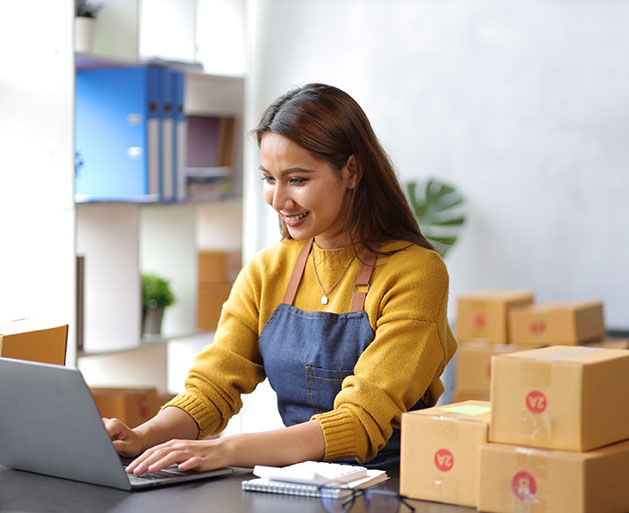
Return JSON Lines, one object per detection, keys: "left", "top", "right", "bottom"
{"left": 164, "top": 238, "right": 457, "bottom": 463}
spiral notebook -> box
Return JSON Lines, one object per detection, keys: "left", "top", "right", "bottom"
{"left": 242, "top": 461, "right": 388, "bottom": 498}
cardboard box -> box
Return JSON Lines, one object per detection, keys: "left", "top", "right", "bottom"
{"left": 490, "top": 345, "right": 629, "bottom": 451}
{"left": 0, "top": 318, "right": 68, "bottom": 365}
{"left": 455, "top": 340, "right": 518, "bottom": 396}
{"left": 456, "top": 290, "right": 534, "bottom": 343}
{"left": 90, "top": 387, "right": 161, "bottom": 428}
{"left": 400, "top": 400, "right": 491, "bottom": 507}
{"left": 509, "top": 300, "right": 605, "bottom": 346}
{"left": 451, "top": 389, "right": 490, "bottom": 402}
{"left": 198, "top": 250, "right": 241, "bottom": 285}
{"left": 586, "top": 337, "right": 629, "bottom": 350}
{"left": 478, "top": 440, "right": 629, "bottom": 513}
{"left": 197, "top": 284, "right": 231, "bottom": 331}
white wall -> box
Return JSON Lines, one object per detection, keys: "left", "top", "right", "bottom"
{"left": 244, "top": 0, "right": 629, "bottom": 330}
{"left": 0, "top": 1, "right": 76, "bottom": 363}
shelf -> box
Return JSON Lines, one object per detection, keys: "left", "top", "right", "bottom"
{"left": 75, "top": 52, "right": 204, "bottom": 72}
{"left": 77, "top": 331, "right": 216, "bottom": 394}
{"left": 186, "top": 166, "right": 232, "bottom": 181}
{"left": 76, "top": 329, "right": 212, "bottom": 358}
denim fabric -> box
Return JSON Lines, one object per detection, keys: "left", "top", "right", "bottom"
{"left": 259, "top": 301, "right": 426, "bottom": 468}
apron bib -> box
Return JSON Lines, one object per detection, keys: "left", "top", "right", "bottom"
{"left": 259, "top": 238, "right": 424, "bottom": 468}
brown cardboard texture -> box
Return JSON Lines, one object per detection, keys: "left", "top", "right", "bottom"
{"left": 585, "top": 337, "right": 629, "bottom": 350}
{"left": 198, "top": 250, "right": 241, "bottom": 285}
{"left": 0, "top": 318, "right": 68, "bottom": 365}
{"left": 452, "top": 389, "right": 490, "bottom": 402}
{"left": 400, "top": 400, "right": 491, "bottom": 507}
{"left": 456, "top": 290, "right": 534, "bottom": 343}
{"left": 509, "top": 300, "right": 605, "bottom": 346}
{"left": 90, "top": 387, "right": 161, "bottom": 428}
{"left": 197, "top": 284, "right": 231, "bottom": 331}
{"left": 490, "top": 345, "right": 629, "bottom": 451}
{"left": 478, "top": 440, "right": 629, "bottom": 513}
{"left": 455, "top": 340, "right": 518, "bottom": 395}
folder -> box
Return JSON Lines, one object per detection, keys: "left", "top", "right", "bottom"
{"left": 146, "top": 65, "right": 162, "bottom": 200}
{"left": 173, "top": 70, "right": 188, "bottom": 203}
{"left": 75, "top": 66, "right": 160, "bottom": 202}
{"left": 159, "top": 67, "right": 176, "bottom": 202}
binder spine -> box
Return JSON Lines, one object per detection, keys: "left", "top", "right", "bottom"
{"left": 160, "top": 67, "right": 176, "bottom": 202}
{"left": 146, "top": 66, "right": 162, "bottom": 199}
{"left": 174, "top": 70, "right": 187, "bottom": 203}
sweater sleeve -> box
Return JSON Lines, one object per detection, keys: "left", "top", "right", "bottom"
{"left": 162, "top": 261, "right": 267, "bottom": 440}
{"left": 311, "top": 247, "right": 457, "bottom": 463}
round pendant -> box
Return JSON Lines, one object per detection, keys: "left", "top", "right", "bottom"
{"left": 321, "top": 295, "right": 329, "bottom": 305}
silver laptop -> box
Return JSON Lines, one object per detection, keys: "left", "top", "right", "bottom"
{"left": 0, "top": 357, "right": 236, "bottom": 490}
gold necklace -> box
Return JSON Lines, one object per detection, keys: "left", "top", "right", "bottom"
{"left": 312, "top": 249, "right": 357, "bottom": 305}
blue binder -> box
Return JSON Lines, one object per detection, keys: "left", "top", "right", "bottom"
{"left": 159, "top": 67, "right": 176, "bottom": 202}
{"left": 75, "top": 66, "right": 163, "bottom": 202}
{"left": 173, "top": 70, "right": 187, "bottom": 203}
{"left": 146, "top": 65, "right": 162, "bottom": 200}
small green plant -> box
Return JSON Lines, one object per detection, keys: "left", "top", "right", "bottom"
{"left": 141, "top": 272, "right": 175, "bottom": 311}
{"left": 406, "top": 178, "right": 466, "bottom": 257}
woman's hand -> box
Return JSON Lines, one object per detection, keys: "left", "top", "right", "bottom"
{"left": 125, "top": 438, "right": 228, "bottom": 475}
{"left": 102, "top": 417, "right": 145, "bottom": 457}
{"left": 125, "top": 420, "right": 325, "bottom": 476}
{"left": 102, "top": 407, "right": 199, "bottom": 459}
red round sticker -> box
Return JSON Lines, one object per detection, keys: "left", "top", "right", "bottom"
{"left": 512, "top": 471, "right": 536, "bottom": 500}
{"left": 525, "top": 390, "right": 547, "bottom": 413}
{"left": 434, "top": 448, "right": 454, "bottom": 472}
{"left": 474, "top": 313, "right": 486, "bottom": 328}
{"left": 530, "top": 320, "right": 547, "bottom": 333}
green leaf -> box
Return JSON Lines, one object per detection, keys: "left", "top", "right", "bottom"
{"left": 141, "top": 272, "right": 176, "bottom": 310}
{"left": 406, "top": 177, "right": 466, "bottom": 257}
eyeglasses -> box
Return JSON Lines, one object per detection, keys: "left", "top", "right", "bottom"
{"left": 318, "top": 483, "right": 415, "bottom": 513}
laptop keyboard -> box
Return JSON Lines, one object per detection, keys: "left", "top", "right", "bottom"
{"left": 125, "top": 465, "right": 190, "bottom": 483}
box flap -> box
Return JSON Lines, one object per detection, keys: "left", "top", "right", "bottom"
{"left": 501, "top": 345, "right": 629, "bottom": 364}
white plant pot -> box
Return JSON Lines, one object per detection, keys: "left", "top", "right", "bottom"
{"left": 75, "top": 17, "right": 95, "bottom": 54}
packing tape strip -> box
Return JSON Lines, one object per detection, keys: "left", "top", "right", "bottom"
{"left": 512, "top": 447, "right": 548, "bottom": 513}
{"left": 519, "top": 361, "right": 551, "bottom": 387}
{"left": 431, "top": 417, "right": 459, "bottom": 442}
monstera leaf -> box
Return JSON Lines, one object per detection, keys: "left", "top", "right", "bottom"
{"left": 406, "top": 178, "right": 466, "bottom": 257}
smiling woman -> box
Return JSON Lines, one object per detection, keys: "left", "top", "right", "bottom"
{"left": 104, "top": 83, "right": 457, "bottom": 476}
{"left": 259, "top": 133, "right": 359, "bottom": 249}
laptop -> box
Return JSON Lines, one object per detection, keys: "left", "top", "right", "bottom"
{"left": 0, "top": 357, "right": 236, "bottom": 490}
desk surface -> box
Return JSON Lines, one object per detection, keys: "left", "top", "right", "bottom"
{"left": 0, "top": 464, "right": 473, "bottom": 513}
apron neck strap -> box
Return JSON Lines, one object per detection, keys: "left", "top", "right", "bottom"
{"left": 350, "top": 247, "right": 377, "bottom": 312}
{"left": 283, "top": 238, "right": 313, "bottom": 305}
{"left": 282, "top": 237, "right": 377, "bottom": 312}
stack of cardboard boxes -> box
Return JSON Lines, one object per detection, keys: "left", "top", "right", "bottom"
{"left": 401, "top": 290, "right": 629, "bottom": 512}
{"left": 402, "top": 348, "right": 629, "bottom": 512}
{"left": 453, "top": 290, "right": 612, "bottom": 402}
{"left": 197, "top": 250, "right": 241, "bottom": 332}
{"left": 453, "top": 290, "right": 535, "bottom": 402}
{"left": 479, "top": 345, "right": 629, "bottom": 513}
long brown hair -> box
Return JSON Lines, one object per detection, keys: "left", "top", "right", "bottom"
{"left": 253, "top": 83, "right": 435, "bottom": 254}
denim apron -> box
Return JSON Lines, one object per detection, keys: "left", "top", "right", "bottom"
{"left": 258, "top": 238, "right": 424, "bottom": 468}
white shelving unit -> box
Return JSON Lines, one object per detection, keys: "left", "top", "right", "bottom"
{"left": 74, "top": 1, "right": 245, "bottom": 393}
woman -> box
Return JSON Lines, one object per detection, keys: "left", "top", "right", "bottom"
{"left": 105, "top": 83, "right": 457, "bottom": 475}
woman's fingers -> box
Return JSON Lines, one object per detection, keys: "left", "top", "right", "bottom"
{"left": 126, "top": 439, "right": 220, "bottom": 475}
{"left": 102, "top": 417, "right": 142, "bottom": 457}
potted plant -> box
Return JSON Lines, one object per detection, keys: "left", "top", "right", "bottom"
{"left": 406, "top": 178, "right": 466, "bottom": 257}
{"left": 141, "top": 272, "right": 176, "bottom": 336}
{"left": 75, "top": 0, "right": 103, "bottom": 53}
